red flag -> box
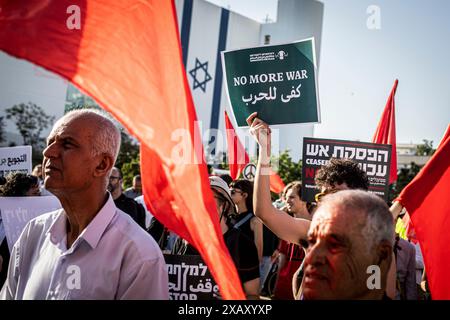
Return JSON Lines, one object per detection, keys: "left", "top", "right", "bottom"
{"left": 396, "top": 125, "right": 450, "bottom": 299}
{"left": 0, "top": 0, "right": 244, "bottom": 299}
{"left": 224, "top": 111, "right": 249, "bottom": 180}
{"left": 269, "top": 173, "right": 285, "bottom": 194}
{"left": 224, "top": 112, "right": 285, "bottom": 193}
{"left": 373, "top": 79, "right": 398, "bottom": 184}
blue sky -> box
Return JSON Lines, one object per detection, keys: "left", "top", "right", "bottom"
{"left": 208, "top": 0, "right": 450, "bottom": 146}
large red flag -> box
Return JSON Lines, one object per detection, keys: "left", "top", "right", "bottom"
{"left": 396, "top": 125, "right": 450, "bottom": 299}
{"left": 224, "top": 112, "right": 285, "bottom": 193}
{"left": 0, "top": 0, "right": 244, "bottom": 299}
{"left": 373, "top": 79, "right": 398, "bottom": 184}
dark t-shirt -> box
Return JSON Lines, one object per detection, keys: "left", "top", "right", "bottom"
{"left": 172, "top": 228, "right": 260, "bottom": 284}
{"left": 223, "top": 228, "right": 260, "bottom": 283}
{"left": 262, "top": 225, "right": 279, "bottom": 257}
{"left": 114, "top": 194, "right": 146, "bottom": 230}
{"left": 232, "top": 212, "right": 255, "bottom": 241}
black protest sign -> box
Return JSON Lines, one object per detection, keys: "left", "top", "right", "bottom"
{"left": 301, "top": 137, "right": 392, "bottom": 202}
{"left": 164, "top": 254, "right": 220, "bottom": 300}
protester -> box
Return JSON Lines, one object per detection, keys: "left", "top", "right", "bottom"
{"left": 31, "top": 164, "right": 52, "bottom": 195}
{"left": 108, "top": 167, "right": 147, "bottom": 230}
{"left": 0, "top": 172, "right": 40, "bottom": 197}
{"left": 229, "top": 179, "right": 263, "bottom": 260}
{"left": 123, "top": 174, "right": 142, "bottom": 198}
{"left": 246, "top": 112, "right": 369, "bottom": 245}
{"left": 219, "top": 174, "right": 233, "bottom": 186}
{"left": 299, "top": 190, "right": 394, "bottom": 299}
{"left": 0, "top": 109, "right": 168, "bottom": 299}
{"left": 172, "top": 176, "right": 260, "bottom": 299}
{"left": 393, "top": 234, "right": 418, "bottom": 300}
{"left": 272, "top": 182, "right": 310, "bottom": 300}
{"left": 0, "top": 172, "right": 42, "bottom": 288}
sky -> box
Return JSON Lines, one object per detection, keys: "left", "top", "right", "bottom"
{"left": 207, "top": 0, "right": 450, "bottom": 146}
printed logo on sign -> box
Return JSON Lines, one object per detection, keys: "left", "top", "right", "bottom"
{"left": 276, "top": 50, "right": 288, "bottom": 60}
{"left": 249, "top": 52, "right": 276, "bottom": 62}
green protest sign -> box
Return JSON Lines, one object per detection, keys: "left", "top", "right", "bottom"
{"left": 222, "top": 38, "right": 320, "bottom": 127}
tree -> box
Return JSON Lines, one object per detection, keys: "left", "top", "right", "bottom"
{"left": 115, "top": 129, "right": 140, "bottom": 177}
{"left": 5, "top": 102, "right": 55, "bottom": 151}
{"left": 121, "top": 152, "right": 140, "bottom": 189}
{"left": 416, "top": 139, "right": 435, "bottom": 156}
{"left": 389, "top": 162, "right": 422, "bottom": 202}
{"left": 275, "top": 150, "right": 302, "bottom": 184}
{"left": 0, "top": 116, "right": 5, "bottom": 144}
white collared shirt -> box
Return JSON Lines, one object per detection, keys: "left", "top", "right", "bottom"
{"left": 0, "top": 194, "right": 169, "bottom": 300}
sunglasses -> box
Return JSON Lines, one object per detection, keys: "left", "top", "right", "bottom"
{"left": 230, "top": 189, "right": 243, "bottom": 195}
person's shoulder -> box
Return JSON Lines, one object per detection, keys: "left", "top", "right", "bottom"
{"left": 27, "top": 209, "right": 62, "bottom": 232}
{"left": 110, "top": 209, "right": 163, "bottom": 260}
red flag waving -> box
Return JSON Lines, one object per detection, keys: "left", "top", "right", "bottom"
{"left": 373, "top": 79, "right": 398, "bottom": 184}
{"left": 224, "top": 111, "right": 249, "bottom": 180}
{"left": 396, "top": 125, "right": 450, "bottom": 299}
{"left": 224, "top": 111, "right": 285, "bottom": 193}
{"left": 0, "top": 0, "right": 244, "bottom": 299}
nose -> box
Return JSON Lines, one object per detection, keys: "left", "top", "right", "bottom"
{"left": 304, "top": 241, "right": 327, "bottom": 267}
{"left": 43, "top": 141, "right": 59, "bottom": 159}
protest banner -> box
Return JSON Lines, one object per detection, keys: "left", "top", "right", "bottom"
{"left": 0, "top": 146, "right": 32, "bottom": 177}
{"left": 222, "top": 38, "right": 320, "bottom": 127}
{"left": 0, "top": 196, "right": 61, "bottom": 251}
{"left": 164, "top": 254, "right": 220, "bottom": 300}
{"left": 301, "top": 137, "right": 392, "bottom": 202}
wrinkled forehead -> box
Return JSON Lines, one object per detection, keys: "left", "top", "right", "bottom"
{"left": 48, "top": 114, "right": 96, "bottom": 142}
{"left": 309, "top": 203, "right": 365, "bottom": 238}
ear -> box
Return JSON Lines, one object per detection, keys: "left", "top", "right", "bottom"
{"left": 94, "top": 153, "right": 114, "bottom": 178}
{"left": 376, "top": 240, "right": 392, "bottom": 269}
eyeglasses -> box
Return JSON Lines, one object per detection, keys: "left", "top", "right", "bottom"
{"left": 230, "top": 189, "right": 243, "bottom": 195}
{"left": 314, "top": 188, "right": 338, "bottom": 203}
{"left": 109, "top": 176, "right": 121, "bottom": 181}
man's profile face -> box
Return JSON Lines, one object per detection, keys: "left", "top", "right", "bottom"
{"left": 42, "top": 116, "right": 99, "bottom": 194}
{"left": 302, "top": 203, "right": 376, "bottom": 299}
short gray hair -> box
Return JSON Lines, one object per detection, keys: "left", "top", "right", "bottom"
{"left": 319, "top": 190, "right": 394, "bottom": 251}
{"left": 60, "top": 109, "right": 121, "bottom": 163}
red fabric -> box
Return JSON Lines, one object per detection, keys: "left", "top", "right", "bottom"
{"left": 396, "top": 125, "right": 450, "bottom": 299}
{"left": 224, "top": 111, "right": 285, "bottom": 193}
{"left": 224, "top": 111, "right": 249, "bottom": 180}
{"left": 372, "top": 79, "right": 398, "bottom": 184}
{"left": 269, "top": 173, "right": 285, "bottom": 194}
{"left": 0, "top": 0, "right": 244, "bottom": 299}
{"left": 273, "top": 240, "right": 304, "bottom": 300}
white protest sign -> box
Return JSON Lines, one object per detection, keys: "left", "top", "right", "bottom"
{"left": 0, "top": 196, "right": 61, "bottom": 251}
{"left": 0, "top": 145, "right": 32, "bottom": 177}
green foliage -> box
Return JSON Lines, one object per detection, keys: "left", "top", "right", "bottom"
{"left": 5, "top": 102, "right": 55, "bottom": 166}
{"left": 389, "top": 162, "right": 423, "bottom": 202}
{"left": 0, "top": 116, "right": 5, "bottom": 144}
{"left": 121, "top": 152, "right": 140, "bottom": 190}
{"left": 115, "top": 129, "right": 140, "bottom": 189}
{"left": 275, "top": 150, "right": 302, "bottom": 184}
{"left": 416, "top": 139, "right": 435, "bottom": 156}
{"left": 115, "top": 130, "right": 140, "bottom": 170}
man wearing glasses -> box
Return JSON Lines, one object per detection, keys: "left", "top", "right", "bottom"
{"left": 108, "top": 167, "right": 146, "bottom": 230}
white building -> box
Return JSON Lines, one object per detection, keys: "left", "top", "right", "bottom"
{"left": 1, "top": 0, "right": 323, "bottom": 162}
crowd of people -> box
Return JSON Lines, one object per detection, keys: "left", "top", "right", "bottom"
{"left": 0, "top": 109, "right": 430, "bottom": 300}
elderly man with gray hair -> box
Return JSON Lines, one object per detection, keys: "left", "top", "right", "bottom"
{"left": 300, "top": 190, "right": 394, "bottom": 300}
{"left": 0, "top": 109, "right": 168, "bottom": 300}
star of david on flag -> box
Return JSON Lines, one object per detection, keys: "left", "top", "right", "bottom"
{"left": 189, "top": 58, "right": 212, "bottom": 92}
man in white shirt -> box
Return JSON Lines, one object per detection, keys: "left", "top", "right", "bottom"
{"left": 0, "top": 109, "right": 168, "bottom": 300}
